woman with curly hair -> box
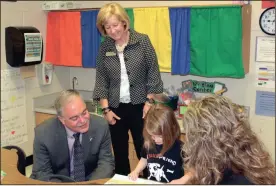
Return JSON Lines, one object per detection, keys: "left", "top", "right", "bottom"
{"left": 182, "top": 95, "right": 275, "bottom": 184}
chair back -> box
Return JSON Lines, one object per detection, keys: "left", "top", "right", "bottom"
{"left": 39, "top": 174, "right": 76, "bottom": 182}
{"left": 3, "top": 145, "right": 26, "bottom": 176}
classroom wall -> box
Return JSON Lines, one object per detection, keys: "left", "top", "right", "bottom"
{"left": 69, "top": 1, "right": 275, "bottom": 160}
{"left": 1, "top": 1, "right": 274, "bottom": 161}
{"left": 1, "top": 1, "right": 70, "bottom": 156}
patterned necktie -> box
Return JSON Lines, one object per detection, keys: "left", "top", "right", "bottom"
{"left": 73, "top": 133, "right": 85, "bottom": 182}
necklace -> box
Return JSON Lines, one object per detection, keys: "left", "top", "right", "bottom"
{"left": 115, "top": 43, "right": 127, "bottom": 53}
{"left": 115, "top": 31, "right": 129, "bottom": 53}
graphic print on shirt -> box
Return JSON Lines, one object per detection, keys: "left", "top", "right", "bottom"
{"left": 147, "top": 163, "right": 169, "bottom": 182}
{"left": 142, "top": 140, "right": 184, "bottom": 183}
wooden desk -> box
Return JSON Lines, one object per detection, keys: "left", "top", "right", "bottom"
{"left": 1, "top": 148, "right": 109, "bottom": 184}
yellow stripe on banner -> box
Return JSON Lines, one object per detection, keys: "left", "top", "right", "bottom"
{"left": 134, "top": 7, "right": 172, "bottom": 72}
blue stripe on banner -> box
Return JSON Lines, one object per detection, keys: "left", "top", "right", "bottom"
{"left": 81, "top": 10, "right": 101, "bottom": 68}
{"left": 169, "top": 7, "right": 191, "bottom": 75}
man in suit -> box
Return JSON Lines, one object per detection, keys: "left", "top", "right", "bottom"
{"left": 30, "top": 89, "right": 114, "bottom": 182}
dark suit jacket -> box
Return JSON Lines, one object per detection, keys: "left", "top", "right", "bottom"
{"left": 30, "top": 114, "right": 114, "bottom": 182}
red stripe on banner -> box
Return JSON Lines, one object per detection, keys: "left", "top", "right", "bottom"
{"left": 258, "top": 78, "right": 269, "bottom": 81}
{"left": 262, "top": 0, "right": 275, "bottom": 9}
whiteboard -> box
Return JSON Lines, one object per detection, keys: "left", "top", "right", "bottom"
{"left": 1, "top": 69, "right": 28, "bottom": 147}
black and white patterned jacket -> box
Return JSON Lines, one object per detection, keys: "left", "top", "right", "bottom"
{"left": 93, "top": 29, "right": 163, "bottom": 108}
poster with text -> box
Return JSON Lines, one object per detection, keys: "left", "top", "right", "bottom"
{"left": 255, "top": 91, "right": 275, "bottom": 117}
{"left": 24, "top": 33, "right": 42, "bottom": 62}
{"left": 255, "top": 37, "right": 275, "bottom": 63}
{"left": 1, "top": 69, "right": 28, "bottom": 147}
{"left": 255, "top": 62, "right": 275, "bottom": 89}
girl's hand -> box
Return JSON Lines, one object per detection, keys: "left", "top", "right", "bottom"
{"left": 128, "top": 171, "right": 139, "bottom": 181}
{"left": 104, "top": 110, "right": 121, "bottom": 125}
{"left": 142, "top": 103, "right": 152, "bottom": 118}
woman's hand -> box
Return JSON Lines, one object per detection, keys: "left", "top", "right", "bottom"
{"left": 142, "top": 103, "right": 152, "bottom": 118}
{"left": 104, "top": 110, "right": 121, "bottom": 125}
{"left": 168, "top": 178, "right": 184, "bottom": 184}
{"left": 168, "top": 170, "right": 195, "bottom": 184}
{"left": 128, "top": 171, "right": 139, "bottom": 181}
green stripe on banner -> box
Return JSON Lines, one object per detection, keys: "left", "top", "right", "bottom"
{"left": 189, "top": 6, "right": 244, "bottom": 78}
{"left": 101, "top": 8, "right": 134, "bottom": 42}
{"left": 125, "top": 8, "right": 134, "bottom": 30}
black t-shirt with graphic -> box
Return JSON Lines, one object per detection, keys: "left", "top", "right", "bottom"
{"left": 141, "top": 140, "right": 184, "bottom": 183}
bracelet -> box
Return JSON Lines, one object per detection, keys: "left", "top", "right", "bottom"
{"left": 101, "top": 107, "right": 110, "bottom": 112}
{"left": 103, "top": 109, "right": 111, "bottom": 115}
{"left": 146, "top": 98, "right": 155, "bottom": 104}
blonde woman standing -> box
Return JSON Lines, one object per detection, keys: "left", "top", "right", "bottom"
{"left": 93, "top": 3, "right": 163, "bottom": 176}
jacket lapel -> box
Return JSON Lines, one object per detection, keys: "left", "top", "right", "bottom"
{"left": 82, "top": 128, "right": 93, "bottom": 161}
{"left": 104, "top": 37, "right": 116, "bottom": 53}
{"left": 56, "top": 121, "right": 70, "bottom": 175}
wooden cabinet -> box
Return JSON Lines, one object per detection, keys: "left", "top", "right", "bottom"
{"left": 129, "top": 142, "right": 139, "bottom": 172}
{"left": 128, "top": 131, "right": 139, "bottom": 172}
{"left": 35, "top": 112, "right": 55, "bottom": 126}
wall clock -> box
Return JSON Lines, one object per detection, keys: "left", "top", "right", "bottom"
{"left": 259, "top": 7, "right": 275, "bottom": 35}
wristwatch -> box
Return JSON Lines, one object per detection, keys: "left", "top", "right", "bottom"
{"left": 101, "top": 107, "right": 110, "bottom": 115}
{"left": 146, "top": 98, "right": 155, "bottom": 104}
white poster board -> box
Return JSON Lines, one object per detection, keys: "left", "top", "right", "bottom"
{"left": 1, "top": 69, "right": 28, "bottom": 147}
{"left": 255, "top": 36, "right": 275, "bottom": 63}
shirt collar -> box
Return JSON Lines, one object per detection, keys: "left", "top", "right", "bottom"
{"left": 104, "top": 28, "right": 140, "bottom": 47}
{"left": 64, "top": 126, "right": 76, "bottom": 138}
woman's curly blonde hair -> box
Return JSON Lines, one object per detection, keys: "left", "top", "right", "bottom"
{"left": 182, "top": 94, "right": 275, "bottom": 184}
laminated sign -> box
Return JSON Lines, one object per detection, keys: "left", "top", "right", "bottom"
{"left": 182, "top": 80, "right": 227, "bottom": 95}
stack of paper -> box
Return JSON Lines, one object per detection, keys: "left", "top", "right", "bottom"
{"left": 105, "top": 174, "right": 162, "bottom": 184}
{"left": 1, "top": 170, "right": 6, "bottom": 180}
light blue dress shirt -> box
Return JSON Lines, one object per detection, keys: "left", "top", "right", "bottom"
{"left": 64, "top": 126, "right": 83, "bottom": 178}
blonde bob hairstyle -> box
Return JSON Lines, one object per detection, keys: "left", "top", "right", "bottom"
{"left": 182, "top": 95, "right": 275, "bottom": 184}
{"left": 96, "top": 3, "right": 130, "bottom": 36}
